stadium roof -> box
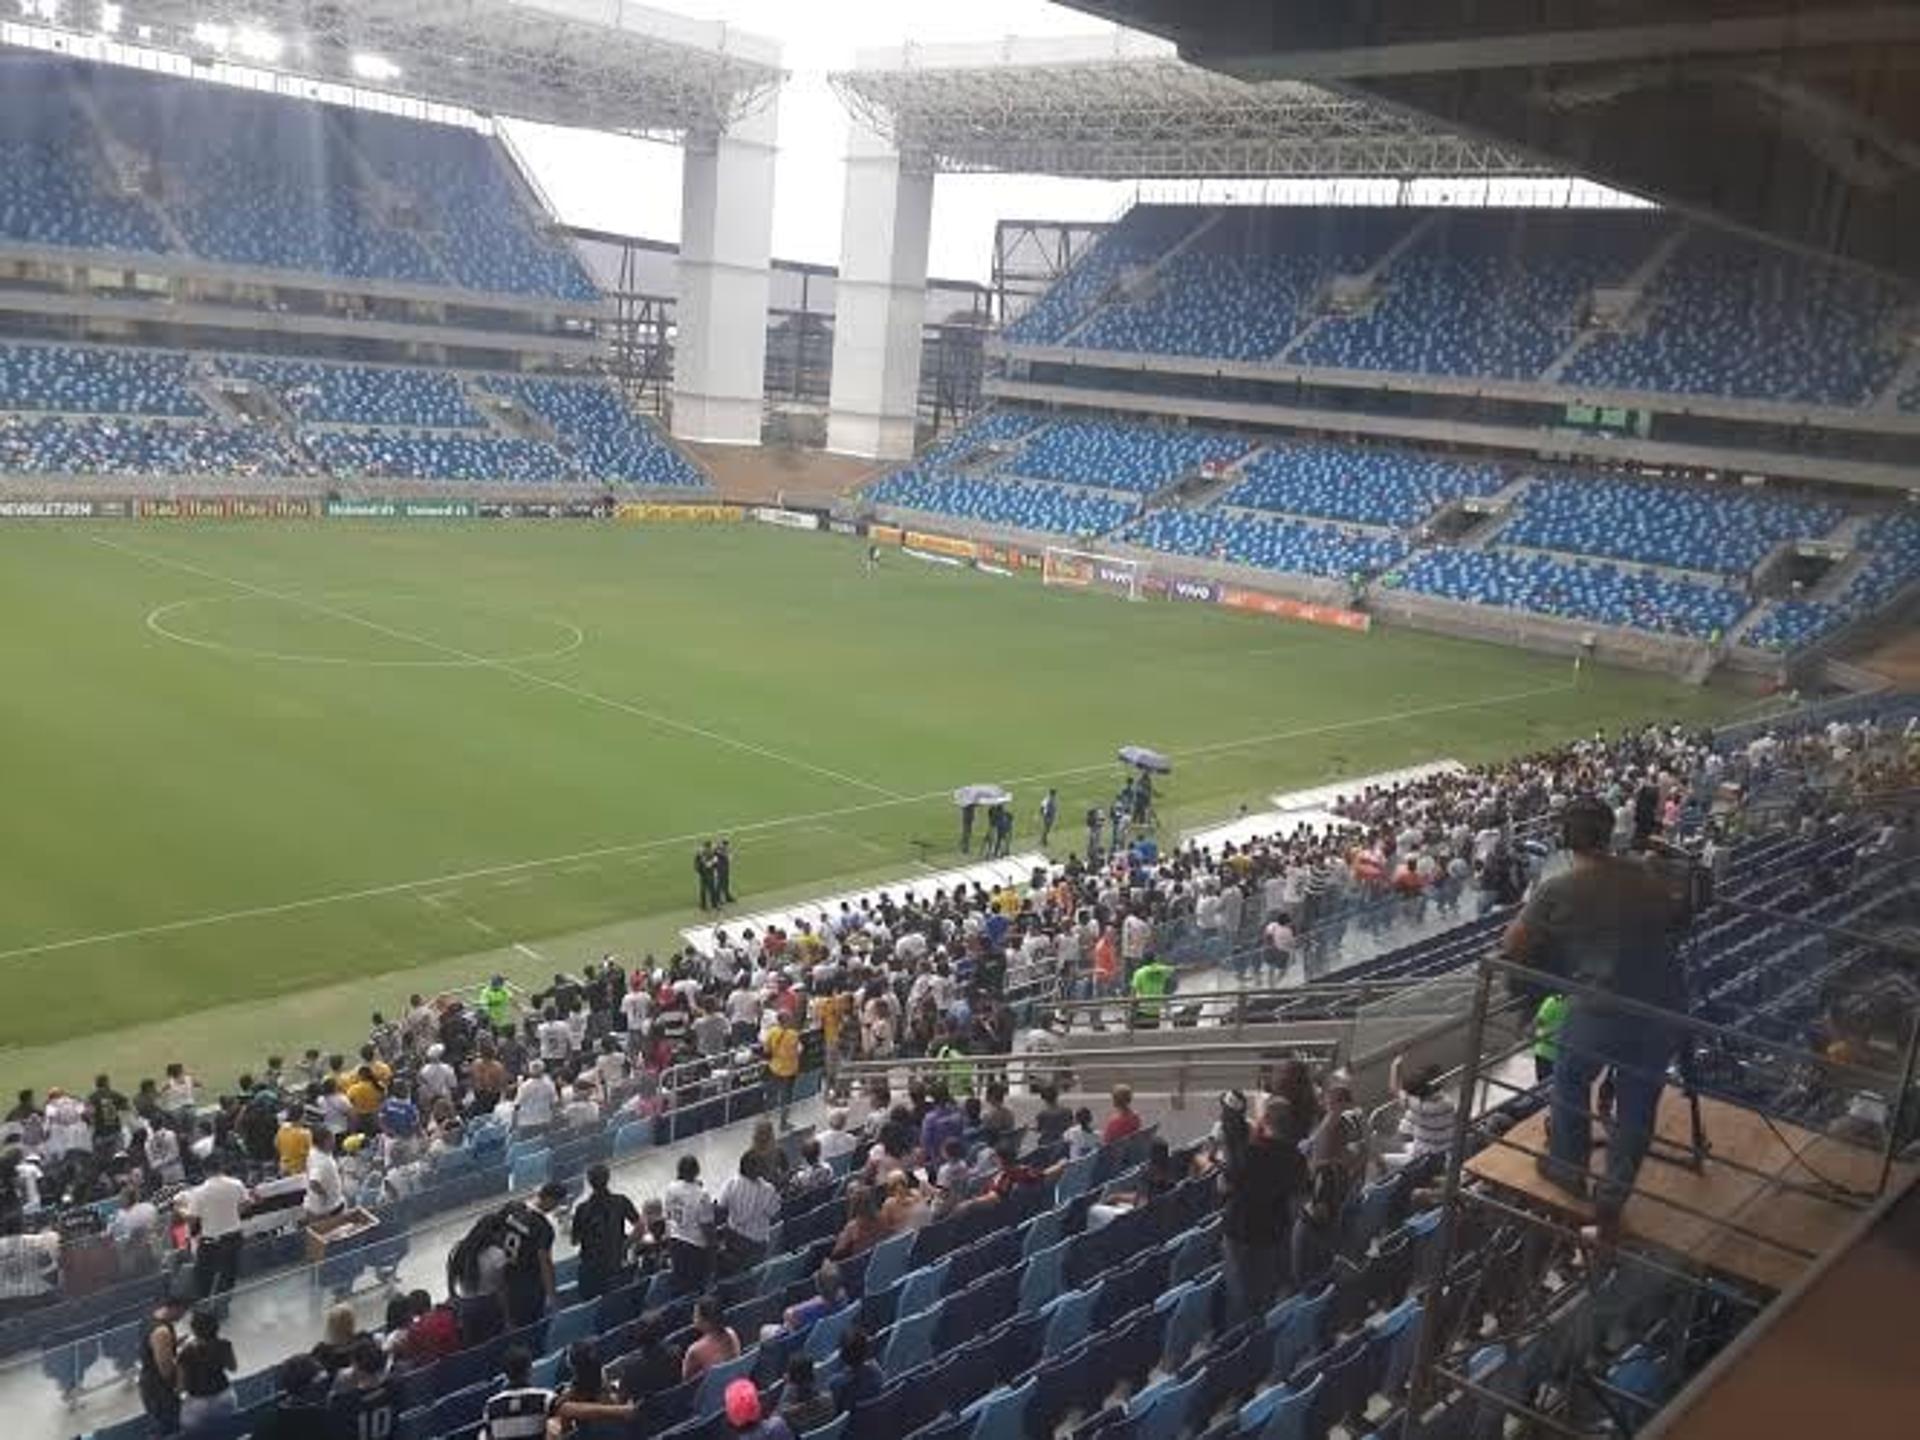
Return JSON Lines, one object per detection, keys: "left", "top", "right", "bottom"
{"left": 34, "top": 0, "right": 782, "bottom": 138}
{"left": 1055, "top": 0, "right": 1920, "bottom": 283}
{"left": 827, "top": 33, "right": 1544, "bottom": 179}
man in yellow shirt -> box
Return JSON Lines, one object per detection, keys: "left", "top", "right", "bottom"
{"left": 764, "top": 1012, "right": 802, "bottom": 1129}
{"left": 275, "top": 1110, "right": 313, "bottom": 1177}
{"left": 345, "top": 1065, "right": 385, "bottom": 1120}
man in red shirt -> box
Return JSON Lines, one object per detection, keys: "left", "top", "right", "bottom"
{"left": 1102, "top": 1084, "right": 1143, "bottom": 1144}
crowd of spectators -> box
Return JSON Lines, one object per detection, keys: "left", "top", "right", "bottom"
{"left": 2, "top": 706, "right": 1913, "bottom": 1435}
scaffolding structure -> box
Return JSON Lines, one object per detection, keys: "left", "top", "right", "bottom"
{"left": 1402, "top": 841, "right": 1920, "bottom": 1436}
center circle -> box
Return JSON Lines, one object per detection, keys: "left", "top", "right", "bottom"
{"left": 146, "top": 590, "right": 586, "bottom": 668}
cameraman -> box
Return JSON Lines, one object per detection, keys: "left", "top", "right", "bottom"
{"left": 1502, "top": 795, "right": 1688, "bottom": 1243}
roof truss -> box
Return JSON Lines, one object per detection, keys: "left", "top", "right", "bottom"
{"left": 829, "top": 56, "right": 1545, "bottom": 178}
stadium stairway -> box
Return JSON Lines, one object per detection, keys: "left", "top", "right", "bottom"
{"left": 1054, "top": 209, "right": 1230, "bottom": 350}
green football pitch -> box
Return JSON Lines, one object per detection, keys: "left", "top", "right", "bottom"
{"left": 0, "top": 521, "right": 1746, "bottom": 1088}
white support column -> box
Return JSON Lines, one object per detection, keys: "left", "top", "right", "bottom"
{"left": 826, "top": 119, "right": 934, "bottom": 461}
{"left": 672, "top": 96, "right": 778, "bottom": 446}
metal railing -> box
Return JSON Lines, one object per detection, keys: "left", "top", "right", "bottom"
{"left": 1403, "top": 840, "right": 1920, "bottom": 1437}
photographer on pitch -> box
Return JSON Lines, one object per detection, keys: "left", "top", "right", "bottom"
{"left": 1503, "top": 795, "right": 1690, "bottom": 1244}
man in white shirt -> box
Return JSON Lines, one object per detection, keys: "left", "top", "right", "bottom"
{"left": 561, "top": 1080, "right": 602, "bottom": 1129}
{"left": 178, "top": 1157, "right": 250, "bottom": 1298}
{"left": 661, "top": 1154, "right": 714, "bottom": 1293}
{"left": 513, "top": 1062, "right": 558, "bottom": 1133}
{"left": 304, "top": 1129, "right": 346, "bottom": 1221}
{"left": 714, "top": 1153, "right": 781, "bottom": 1274}
{"left": 815, "top": 1109, "right": 858, "bottom": 1163}
{"left": 537, "top": 1008, "right": 573, "bottom": 1064}
{"left": 416, "top": 1046, "right": 457, "bottom": 1110}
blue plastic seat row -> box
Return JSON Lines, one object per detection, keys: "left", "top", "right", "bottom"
{"left": 1388, "top": 548, "right": 1749, "bottom": 638}
{"left": 1124, "top": 509, "right": 1409, "bottom": 580}
{"left": 1501, "top": 473, "right": 1841, "bottom": 575}
{"left": 866, "top": 469, "right": 1138, "bottom": 538}
{"left": 1225, "top": 444, "right": 1505, "bottom": 529}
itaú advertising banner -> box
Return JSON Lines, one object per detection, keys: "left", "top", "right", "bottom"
{"left": 1219, "top": 586, "right": 1372, "bottom": 633}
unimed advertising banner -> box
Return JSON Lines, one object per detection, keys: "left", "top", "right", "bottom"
{"left": 324, "top": 499, "right": 472, "bottom": 519}
{"left": 749, "top": 506, "right": 822, "bottom": 532}
{"left": 1218, "top": 586, "right": 1372, "bottom": 634}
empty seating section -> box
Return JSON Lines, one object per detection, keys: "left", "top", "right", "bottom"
{"left": 1073, "top": 209, "right": 1409, "bottom": 360}
{"left": 305, "top": 430, "right": 573, "bottom": 486}
{"left": 1002, "top": 207, "right": 1202, "bottom": 344}
{"left": 1225, "top": 444, "right": 1506, "bottom": 528}
{"left": 337, "top": 113, "right": 598, "bottom": 301}
{"left": 1563, "top": 231, "right": 1909, "bottom": 406}
{"left": 1006, "top": 202, "right": 1918, "bottom": 409}
{"left": 1011, "top": 421, "right": 1249, "bottom": 494}
{"left": 1292, "top": 211, "right": 1665, "bottom": 379}
{"left": 867, "top": 469, "right": 1136, "bottom": 538}
{"left": 916, "top": 411, "right": 1044, "bottom": 468}
{"left": 0, "top": 342, "right": 705, "bottom": 487}
{"left": 477, "top": 376, "right": 705, "bottom": 488}
{"left": 1501, "top": 474, "right": 1841, "bottom": 574}
{"left": 0, "top": 415, "right": 301, "bottom": 478}
{"left": 0, "top": 75, "right": 168, "bottom": 253}
{"left": 1746, "top": 511, "right": 1920, "bottom": 651}
{"left": 0, "top": 342, "right": 203, "bottom": 417}
{"left": 92, "top": 74, "right": 441, "bottom": 285}
{"left": 1394, "top": 549, "right": 1748, "bottom": 637}
{"left": 1124, "top": 509, "right": 1410, "bottom": 579}
{"left": 0, "top": 58, "right": 595, "bottom": 304}
{"left": 219, "top": 357, "right": 484, "bottom": 429}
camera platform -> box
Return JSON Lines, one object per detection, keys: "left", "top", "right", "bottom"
{"left": 1465, "top": 1089, "right": 1913, "bottom": 1291}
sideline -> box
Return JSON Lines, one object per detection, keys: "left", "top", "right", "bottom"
{"left": 0, "top": 660, "right": 1578, "bottom": 968}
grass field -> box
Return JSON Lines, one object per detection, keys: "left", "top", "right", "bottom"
{"left": 0, "top": 521, "right": 1747, "bottom": 1088}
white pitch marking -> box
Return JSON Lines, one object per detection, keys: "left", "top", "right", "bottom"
{"left": 95, "top": 535, "right": 904, "bottom": 800}
{"left": 513, "top": 942, "right": 546, "bottom": 963}
{"left": 464, "top": 916, "right": 499, "bottom": 936}
{"left": 0, "top": 630, "right": 1575, "bottom": 967}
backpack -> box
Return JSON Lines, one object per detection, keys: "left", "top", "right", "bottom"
{"left": 447, "top": 1207, "right": 509, "bottom": 1294}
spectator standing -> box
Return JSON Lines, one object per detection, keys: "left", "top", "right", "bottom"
{"left": 304, "top": 1129, "right": 345, "bottom": 1222}
{"left": 1218, "top": 1095, "right": 1306, "bottom": 1325}
{"left": 764, "top": 1011, "right": 802, "bottom": 1129}
{"left": 178, "top": 1158, "right": 249, "bottom": 1299}
{"left": 499, "top": 1183, "right": 566, "bottom": 1327}
{"left": 175, "top": 1305, "right": 238, "bottom": 1428}
{"left": 717, "top": 1153, "right": 781, "bottom": 1275}
{"left": 571, "top": 1163, "right": 640, "bottom": 1300}
{"left": 138, "top": 1295, "right": 188, "bottom": 1435}
{"left": 663, "top": 1154, "right": 715, "bottom": 1294}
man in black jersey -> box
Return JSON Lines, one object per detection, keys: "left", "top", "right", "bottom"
{"left": 334, "top": 1337, "right": 398, "bottom": 1440}
{"left": 498, "top": 1181, "right": 566, "bottom": 1327}
{"left": 570, "top": 1162, "right": 640, "bottom": 1300}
